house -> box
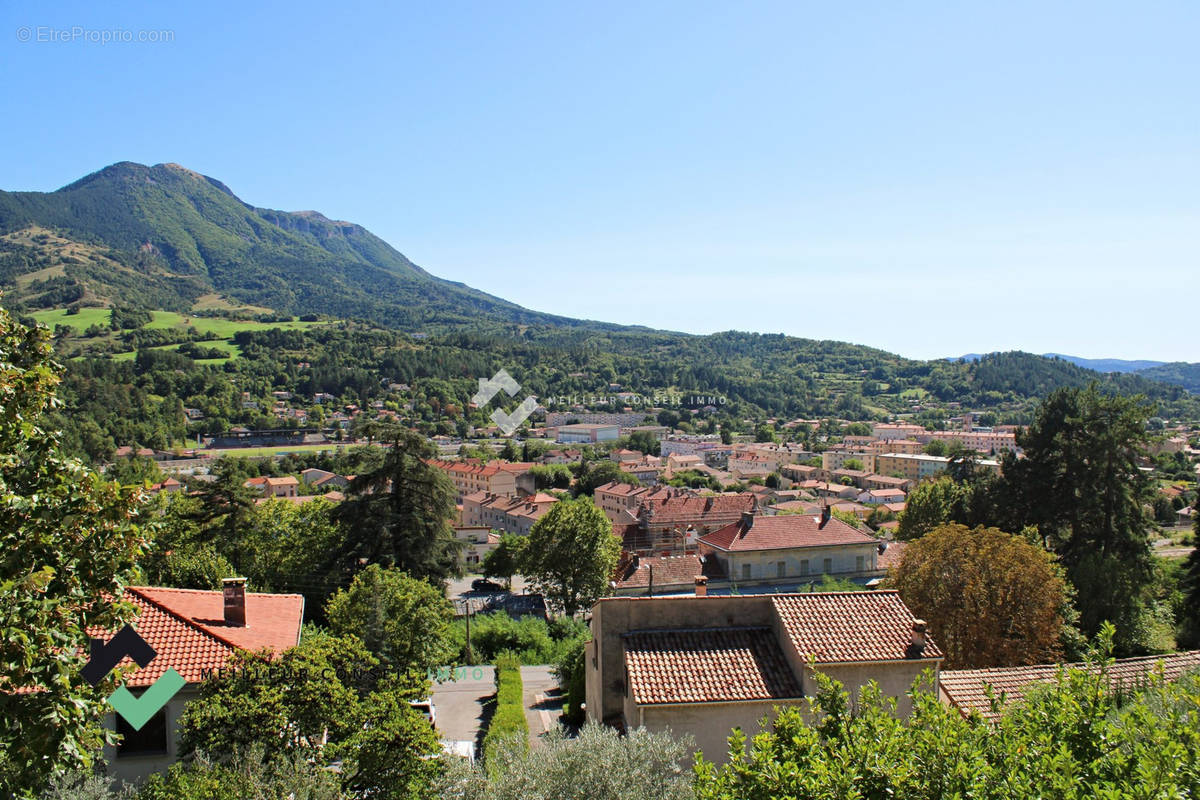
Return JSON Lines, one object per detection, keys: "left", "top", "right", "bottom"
{"left": 940, "top": 649, "right": 1200, "bottom": 720}
{"left": 864, "top": 474, "right": 913, "bottom": 491}
{"left": 540, "top": 449, "right": 583, "bottom": 465}
{"left": 625, "top": 491, "right": 758, "bottom": 555}
{"left": 455, "top": 526, "right": 500, "bottom": 567}
{"left": 830, "top": 468, "right": 872, "bottom": 489}
{"left": 929, "top": 430, "right": 1018, "bottom": 456}
{"left": 300, "top": 468, "right": 350, "bottom": 489}
{"left": 872, "top": 423, "right": 928, "bottom": 441}
{"left": 611, "top": 552, "right": 725, "bottom": 596}
{"left": 699, "top": 509, "right": 881, "bottom": 584}
{"left": 594, "top": 482, "right": 669, "bottom": 524}
{"left": 243, "top": 475, "right": 300, "bottom": 498}
{"left": 821, "top": 450, "right": 875, "bottom": 474}
{"left": 586, "top": 590, "right": 942, "bottom": 761}
{"left": 610, "top": 448, "right": 643, "bottom": 464}
{"left": 666, "top": 453, "right": 705, "bottom": 471}
{"left": 780, "top": 463, "right": 819, "bottom": 482}
{"left": 148, "top": 477, "right": 183, "bottom": 494}
{"left": 97, "top": 580, "right": 303, "bottom": 783}
{"left": 857, "top": 488, "right": 906, "bottom": 505}
{"left": 867, "top": 438, "right": 923, "bottom": 455}
{"left": 727, "top": 452, "right": 776, "bottom": 477}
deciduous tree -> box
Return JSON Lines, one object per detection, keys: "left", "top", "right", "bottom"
{"left": 0, "top": 308, "right": 154, "bottom": 797}
{"left": 522, "top": 498, "right": 621, "bottom": 616}
{"left": 482, "top": 533, "right": 528, "bottom": 588}
{"left": 324, "top": 564, "right": 457, "bottom": 678}
{"left": 887, "top": 523, "right": 1069, "bottom": 668}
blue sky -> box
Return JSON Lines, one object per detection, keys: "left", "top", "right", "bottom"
{"left": 2, "top": 1, "right": 1196, "bottom": 361}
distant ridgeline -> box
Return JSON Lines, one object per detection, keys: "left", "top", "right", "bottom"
{"left": 0, "top": 163, "right": 1195, "bottom": 463}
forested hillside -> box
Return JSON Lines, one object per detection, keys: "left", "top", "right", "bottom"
{"left": 35, "top": 315, "right": 1200, "bottom": 463}
{"left": 0, "top": 162, "right": 600, "bottom": 329}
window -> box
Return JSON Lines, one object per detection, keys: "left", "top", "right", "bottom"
{"left": 823, "top": 558, "right": 833, "bottom": 573}
{"left": 856, "top": 555, "right": 865, "bottom": 572}
{"left": 777, "top": 561, "right": 786, "bottom": 579}
{"left": 742, "top": 564, "right": 752, "bottom": 580}
{"left": 116, "top": 705, "right": 168, "bottom": 757}
{"left": 800, "top": 559, "right": 809, "bottom": 575}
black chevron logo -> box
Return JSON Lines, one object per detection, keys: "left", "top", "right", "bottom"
{"left": 81, "top": 624, "right": 157, "bottom": 686}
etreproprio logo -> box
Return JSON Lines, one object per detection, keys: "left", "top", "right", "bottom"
{"left": 82, "top": 624, "right": 184, "bottom": 730}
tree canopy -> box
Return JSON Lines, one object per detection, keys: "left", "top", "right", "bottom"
{"left": 887, "top": 523, "right": 1070, "bottom": 668}
{"left": 0, "top": 307, "right": 154, "bottom": 797}
{"left": 521, "top": 497, "right": 621, "bottom": 616}
{"left": 330, "top": 427, "right": 461, "bottom": 582}
{"left": 324, "top": 564, "right": 457, "bottom": 678}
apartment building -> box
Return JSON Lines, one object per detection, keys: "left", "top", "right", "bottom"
{"left": 461, "top": 491, "right": 558, "bottom": 536}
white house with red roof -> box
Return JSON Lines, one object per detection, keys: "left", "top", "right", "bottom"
{"left": 699, "top": 509, "right": 881, "bottom": 585}
{"left": 97, "top": 580, "right": 303, "bottom": 783}
{"left": 586, "top": 590, "right": 941, "bottom": 761}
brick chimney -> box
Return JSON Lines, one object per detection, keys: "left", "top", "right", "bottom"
{"left": 694, "top": 576, "right": 707, "bottom": 597}
{"left": 907, "top": 619, "right": 928, "bottom": 658}
{"left": 820, "top": 504, "right": 832, "bottom": 527}
{"left": 222, "top": 577, "right": 247, "bottom": 627}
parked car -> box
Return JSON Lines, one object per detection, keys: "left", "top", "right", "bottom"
{"left": 471, "top": 578, "right": 505, "bottom": 593}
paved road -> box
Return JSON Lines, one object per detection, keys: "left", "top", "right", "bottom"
{"left": 521, "top": 665, "right": 562, "bottom": 747}
{"left": 430, "top": 664, "right": 563, "bottom": 755}
{"left": 431, "top": 666, "right": 495, "bottom": 750}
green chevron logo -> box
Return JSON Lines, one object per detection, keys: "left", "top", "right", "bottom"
{"left": 81, "top": 624, "right": 185, "bottom": 730}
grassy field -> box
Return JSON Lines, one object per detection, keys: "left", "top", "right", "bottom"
{"left": 31, "top": 307, "right": 112, "bottom": 331}
{"left": 144, "top": 310, "right": 322, "bottom": 337}
{"left": 36, "top": 307, "right": 324, "bottom": 362}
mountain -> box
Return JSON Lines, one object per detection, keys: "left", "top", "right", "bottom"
{"left": 0, "top": 162, "right": 613, "bottom": 330}
{"left": 954, "top": 352, "right": 1166, "bottom": 373}
{"left": 1136, "top": 362, "right": 1200, "bottom": 394}
{"left": 1041, "top": 354, "right": 1167, "bottom": 374}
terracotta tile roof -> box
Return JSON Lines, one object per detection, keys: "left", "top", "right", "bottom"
{"left": 615, "top": 553, "right": 724, "bottom": 590}
{"left": 941, "top": 650, "right": 1200, "bottom": 719}
{"left": 876, "top": 540, "right": 907, "bottom": 569}
{"left": 495, "top": 461, "right": 537, "bottom": 473}
{"left": 595, "top": 481, "right": 649, "bottom": 498}
{"left": 623, "top": 627, "right": 803, "bottom": 705}
{"left": 638, "top": 493, "right": 756, "bottom": 524}
{"left": 701, "top": 514, "right": 876, "bottom": 552}
{"left": 426, "top": 459, "right": 503, "bottom": 478}
{"left": 772, "top": 500, "right": 820, "bottom": 514}
{"left": 264, "top": 476, "right": 299, "bottom": 487}
{"left": 88, "top": 587, "right": 304, "bottom": 687}
{"left": 772, "top": 591, "right": 942, "bottom": 663}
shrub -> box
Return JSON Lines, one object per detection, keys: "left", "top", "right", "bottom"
{"left": 482, "top": 653, "right": 528, "bottom": 768}
{"left": 438, "top": 722, "right": 695, "bottom": 800}
{"left": 460, "top": 612, "right": 588, "bottom": 665}
{"left": 555, "top": 636, "right": 587, "bottom": 725}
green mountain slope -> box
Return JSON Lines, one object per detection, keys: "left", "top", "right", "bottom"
{"left": 1136, "top": 362, "right": 1200, "bottom": 394}
{"left": 0, "top": 161, "right": 598, "bottom": 329}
